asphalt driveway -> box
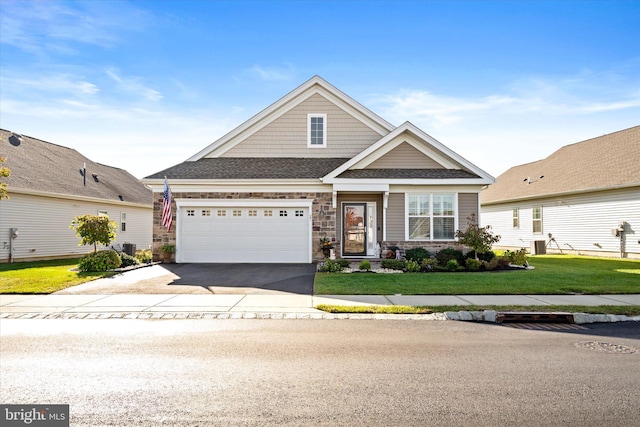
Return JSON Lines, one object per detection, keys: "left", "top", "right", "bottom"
{"left": 55, "top": 263, "right": 316, "bottom": 295}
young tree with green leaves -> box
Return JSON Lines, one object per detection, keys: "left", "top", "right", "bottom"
{"left": 0, "top": 157, "right": 10, "bottom": 200}
{"left": 455, "top": 214, "right": 501, "bottom": 259}
{"left": 70, "top": 214, "right": 117, "bottom": 252}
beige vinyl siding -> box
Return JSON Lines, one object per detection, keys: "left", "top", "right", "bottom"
{"left": 222, "top": 93, "right": 383, "bottom": 158}
{"left": 458, "top": 193, "right": 479, "bottom": 225}
{"left": 386, "top": 193, "right": 405, "bottom": 240}
{"left": 366, "top": 142, "right": 445, "bottom": 169}
{"left": 0, "top": 193, "right": 152, "bottom": 262}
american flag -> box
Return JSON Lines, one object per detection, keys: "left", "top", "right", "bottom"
{"left": 162, "top": 177, "right": 173, "bottom": 232}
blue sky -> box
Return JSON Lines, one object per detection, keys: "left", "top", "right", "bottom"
{"left": 1, "top": 0, "right": 639, "bottom": 179}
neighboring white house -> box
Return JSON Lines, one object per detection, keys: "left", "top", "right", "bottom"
{"left": 0, "top": 129, "right": 153, "bottom": 262}
{"left": 142, "top": 76, "right": 495, "bottom": 263}
{"left": 481, "top": 126, "right": 640, "bottom": 259}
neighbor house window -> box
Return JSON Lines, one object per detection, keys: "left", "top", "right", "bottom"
{"left": 307, "top": 114, "right": 326, "bottom": 148}
{"left": 532, "top": 206, "right": 543, "bottom": 233}
{"left": 98, "top": 210, "right": 108, "bottom": 217}
{"left": 407, "top": 194, "right": 455, "bottom": 240}
{"left": 512, "top": 208, "right": 519, "bottom": 228}
{"left": 121, "top": 213, "right": 127, "bottom": 232}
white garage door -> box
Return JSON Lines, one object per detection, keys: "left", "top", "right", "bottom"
{"left": 178, "top": 205, "right": 311, "bottom": 263}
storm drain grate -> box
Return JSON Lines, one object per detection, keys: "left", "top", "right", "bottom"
{"left": 496, "top": 312, "right": 574, "bottom": 323}
{"left": 574, "top": 341, "right": 637, "bottom": 354}
{"left": 503, "top": 323, "right": 589, "bottom": 331}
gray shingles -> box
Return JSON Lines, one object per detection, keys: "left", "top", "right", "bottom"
{"left": 1, "top": 129, "right": 151, "bottom": 205}
{"left": 145, "top": 158, "right": 351, "bottom": 180}
{"left": 337, "top": 169, "right": 480, "bottom": 179}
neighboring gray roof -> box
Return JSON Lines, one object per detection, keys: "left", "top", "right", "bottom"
{"left": 1, "top": 129, "right": 152, "bottom": 205}
{"left": 482, "top": 125, "right": 640, "bottom": 205}
{"left": 337, "top": 169, "right": 480, "bottom": 179}
{"left": 146, "top": 158, "right": 351, "bottom": 180}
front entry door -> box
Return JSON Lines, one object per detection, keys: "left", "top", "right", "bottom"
{"left": 343, "top": 203, "right": 367, "bottom": 256}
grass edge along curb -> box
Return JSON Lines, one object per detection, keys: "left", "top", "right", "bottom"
{"left": 315, "top": 304, "right": 640, "bottom": 317}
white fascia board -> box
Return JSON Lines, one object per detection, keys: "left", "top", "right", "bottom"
{"left": 176, "top": 198, "right": 314, "bottom": 208}
{"left": 187, "top": 76, "right": 395, "bottom": 161}
{"left": 8, "top": 188, "right": 152, "bottom": 209}
{"left": 325, "top": 178, "right": 495, "bottom": 186}
{"left": 391, "top": 184, "right": 483, "bottom": 193}
{"left": 144, "top": 180, "right": 329, "bottom": 193}
{"left": 333, "top": 183, "right": 390, "bottom": 192}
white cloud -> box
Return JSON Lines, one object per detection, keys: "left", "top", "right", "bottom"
{"left": 248, "top": 65, "right": 296, "bottom": 82}
{"left": 105, "top": 68, "right": 163, "bottom": 102}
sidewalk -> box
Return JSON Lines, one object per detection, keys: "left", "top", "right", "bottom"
{"left": 1, "top": 293, "right": 639, "bottom": 320}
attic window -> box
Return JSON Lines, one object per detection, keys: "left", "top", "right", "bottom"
{"left": 307, "top": 114, "right": 326, "bottom": 148}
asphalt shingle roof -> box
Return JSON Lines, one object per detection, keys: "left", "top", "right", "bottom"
{"left": 337, "top": 169, "right": 480, "bottom": 179}
{"left": 1, "top": 129, "right": 151, "bottom": 205}
{"left": 145, "top": 158, "right": 351, "bottom": 180}
{"left": 482, "top": 125, "right": 640, "bottom": 205}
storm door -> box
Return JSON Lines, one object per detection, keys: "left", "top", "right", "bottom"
{"left": 343, "top": 203, "right": 367, "bottom": 256}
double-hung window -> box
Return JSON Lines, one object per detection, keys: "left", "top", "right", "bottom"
{"left": 532, "top": 206, "right": 543, "bottom": 233}
{"left": 512, "top": 208, "right": 519, "bottom": 228}
{"left": 408, "top": 194, "right": 456, "bottom": 240}
{"left": 307, "top": 114, "right": 326, "bottom": 148}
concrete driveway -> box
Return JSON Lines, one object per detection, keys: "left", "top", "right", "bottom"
{"left": 55, "top": 263, "right": 316, "bottom": 295}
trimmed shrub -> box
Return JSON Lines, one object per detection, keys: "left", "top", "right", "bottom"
{"left": 78, "top": 250, "right": 122, "bottom": 272}
{"left": 503, "top": 248, "right": 529, "bottom": 266}
{"left": 404, "top": 247, "right": 431, "bottom": 264}
{"left": 435, "top": 248, "right": 465, "bottom": 267}
{"left": 318, "top": 259, "right": 345, "bottom": 273}
{"left": 337, "top": 259, "right": 351, "bottom": 268}
{"left": 444, "top": 259, "right": 460, "bottom": 271}
{"left": 465, "top": 258, "right": 482, "bottom": 271}
{"left": 420, "top": 256, "right": 439, "bottom": 272}
{"left": 405, "top": 260, "right": 421, "bottom": 272}
{"left": 119, "top": 252, "right": 140, "bottom": 268}
{"left": 135, "top": 249, "right": 152, "bottom": 264}
{"left": 482, "top": 258, "right": 500, "bottom": 271}
{"left": 381, "top": 259, "right": 407, "bottom": 271}
{"left": 359, "top": 260, "right": 371, "bottom": 271}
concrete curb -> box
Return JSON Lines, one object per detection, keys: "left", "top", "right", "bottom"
{"left": 445, "top": 310, "right": 640, "bottom": 324}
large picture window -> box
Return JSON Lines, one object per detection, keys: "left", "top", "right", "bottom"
{"left": 407, "top": 194, "right": 455, "bottom": 240}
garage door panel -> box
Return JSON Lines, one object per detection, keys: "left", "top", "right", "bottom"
{"left": 179, "top": 206, "right": 310, "bottom": 263}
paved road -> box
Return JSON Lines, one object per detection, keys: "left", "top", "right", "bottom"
{"left": 1, "top": 319, "right": 639, "bottom": 426}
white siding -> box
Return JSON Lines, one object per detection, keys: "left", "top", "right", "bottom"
{"left": 0, "top": 193, "right": 152, "bottom": 262}
{"left": 481, "top": 188, "right": 640, "bottom": 258}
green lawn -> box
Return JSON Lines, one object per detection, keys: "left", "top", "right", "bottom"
{"left": 0, "top": 258, "right": 114, "bottom": 294}
{"left": 314, "top": 255, "right": 640, "bottom": 295}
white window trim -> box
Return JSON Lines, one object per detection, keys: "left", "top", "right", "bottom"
{"left": 121, "top": 212, "right": 127, "bottom": 232}
{"left": 405, "top": 193, "right": 458, "bottom": 241}
{"left": 307, "top": 113, "right": 327, "bottom": 148}
{"left": 512, "top": 208, "right": 519, "bottom": 229}
{"left": 532, "top": 206, "right": 543, "bottom": 234}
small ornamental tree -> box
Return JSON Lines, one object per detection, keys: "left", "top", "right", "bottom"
{"left": 0, "top": 157, "right": 10, "bottom": 200}
{"left": 455, "top": 214, "right": 501, "bottom": 259}
{"left": 70, "top": 214, "right": 117, "bottom": 252}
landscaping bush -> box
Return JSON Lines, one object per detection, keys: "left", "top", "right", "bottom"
{"left": 404, "top": 247, "right": 431, "bottom": 264}
{"left": 119, "top": 252, "right": 139, "bottom": 268}
{"left": 444, "top": 259, "right": 460, "bottom": 271}
{"left": 381, "top": 259, "right": 407, "bottom": 271}
{"left": 78, "top": 250, "right": 122, "bottom": 272}
{"left": 337, "top": 259, "right": 351, "bottom": 268}
{"left": 435, "top": 248, "right": 465, "bottom": 266}
{"left": 482, "top": 258, "right": 500, "bottom": 271}
{"left": 135, "top": 249, "right": 152, "bottom": 264}
{"left": 465, "top": 258, "right": 482, "bottom": 271}
{"left": 318, "top": 259, "right": 345, "bottom": 272}
{"left": 405, "top": 260, "right": 421, "bottom": 272}
{"left": 359, "top": 260, "right": 371, "bottom": 271}
{"left": 503, "top": 248, "right": 529, "bottom": 266}
{"left": 420, "top": 256, "right": 439, "bottom": 272}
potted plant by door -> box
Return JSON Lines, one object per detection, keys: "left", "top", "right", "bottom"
{"left": 160, "top": 244, "right": 175, "bottom": 263}
{"left": 320, "top": 237, "right": 334, "bottom": 258}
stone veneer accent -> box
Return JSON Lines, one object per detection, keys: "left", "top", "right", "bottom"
{"left": 153, "top": 192, "right": 336, "bottom": 262}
